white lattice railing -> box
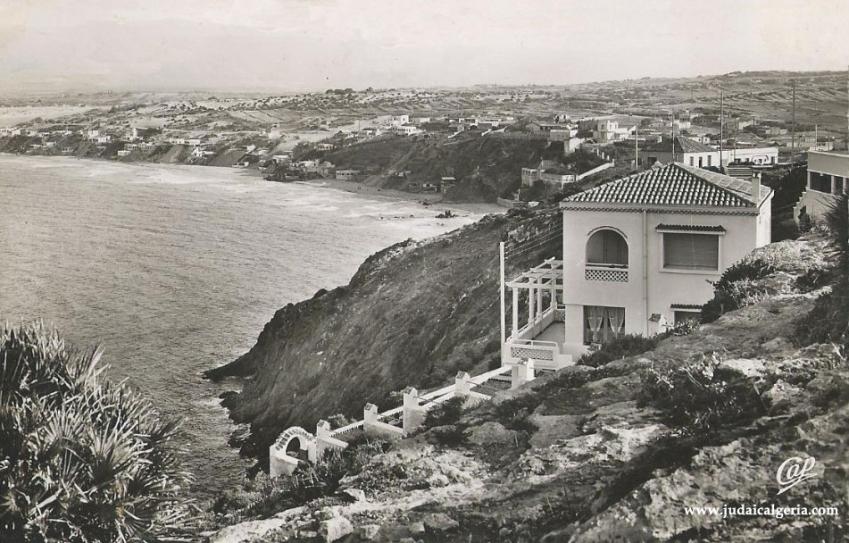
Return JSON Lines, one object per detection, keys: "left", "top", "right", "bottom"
{"left": 509, "top": 339, "right": 558, "bottom": 361}
{"left": 585, "top": 265, "right": 628, "bottom": 282}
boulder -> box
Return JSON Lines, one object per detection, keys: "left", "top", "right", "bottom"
{"left": 423, "top": 512, "right": 460, "bottom": 533}
{"left": 319, "top": 514, "right": 354, "bottom": 542}
{"left": 465, "top": 421, "right": 518, "bottom": 446}
{"left": 340, "top": 488, "right": 367, "bottom": 502}
{"left": 358, "top": 524, "right": 381, "bottom": 540}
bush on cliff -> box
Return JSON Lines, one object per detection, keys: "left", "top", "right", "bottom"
{"left": 796, "top": 193, "right": 849, "bottom": 349}
{"left": 577, "top": 324, "right": 699, "bottom": 368}
{"left": 0, "top": 322, "right": 190, "bottom": 542}
{"left": 701, "top": 257, "right": 776, "bottom": 323}
{"left": 638, "top": 355, "right": 766, "bottom": 434}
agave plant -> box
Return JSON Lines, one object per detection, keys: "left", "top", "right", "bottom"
{"left": 0, "top": 322, "right": 192, "bottom": 542}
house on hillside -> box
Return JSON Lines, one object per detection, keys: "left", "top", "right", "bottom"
{"left": 502, "top": 163, "right": 773, "bottom": 365}
{"left": 641, "top": 135, "right": 718, "bottom": 168}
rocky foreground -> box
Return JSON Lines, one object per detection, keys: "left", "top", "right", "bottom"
{"left": 204, "top": 230, "right": 849, "bottom": 542}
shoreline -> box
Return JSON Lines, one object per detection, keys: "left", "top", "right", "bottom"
{"left": 0, "top": 152, "right": 505, "bottom": 217}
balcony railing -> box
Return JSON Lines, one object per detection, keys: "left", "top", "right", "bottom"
{"left": 585, "top": 264, "right": 628, "bottom": 282}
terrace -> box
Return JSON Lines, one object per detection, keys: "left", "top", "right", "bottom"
{"left": 502, "top": 258, "right": 573, "bottom": 370}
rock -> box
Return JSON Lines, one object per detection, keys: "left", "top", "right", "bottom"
{"left": 319, "top": 515, "right": 353, "bottom": 542}
{"left": 409, "top": 521, "right": 426, "bottom": 534}
{"left": 465, "top": 421, "right": 518, "bottom": 446}
{"left": 340, "top": 488, "right": 367, "bottom": 502}
{"left": 427, "top": 472, "right": 450, "bottom": 487}
{"left": 423, "top": 512, "right": 459, "bottom": 533}
{"left": 718, "top": 358, "right": 766, "bottom": 378}
{"left": 761, "top": 336, "right": 793, "bottom": 354}
{"left": 764, "top": 379, "right": 802, "bottom": 412}
{"left": 358, "top": 524, "right": 381, "bottom": 540}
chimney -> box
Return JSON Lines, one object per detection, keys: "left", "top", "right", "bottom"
{"left": 752, "top": 173, "right": 761, "bottom": 206}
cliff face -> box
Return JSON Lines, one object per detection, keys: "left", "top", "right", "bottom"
{"left": 206, "top": 210, "right": 561, "bottom": 458}
{"left": 208, "top": 233, "right": 849, "bottom": 543}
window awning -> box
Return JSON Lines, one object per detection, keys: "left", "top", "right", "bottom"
{"left": 671, "top": 303, "right": 703, "bottom": 310}
{"left": 656, "top": 224, "right": 726, "bottom": 234}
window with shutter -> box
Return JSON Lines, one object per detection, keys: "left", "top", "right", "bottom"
{"left": 662, "top": 233, "right": 719, "bottom": 271}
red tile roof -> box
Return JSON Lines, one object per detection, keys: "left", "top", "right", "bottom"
{"left": 562, "top": 163, "right": 771, "bottom": 208}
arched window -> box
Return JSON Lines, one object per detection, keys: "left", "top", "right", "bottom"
{"left": 586, "top": 229, "right": 628, "bottom": 267}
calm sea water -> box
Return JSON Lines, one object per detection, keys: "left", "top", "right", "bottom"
{"left": 0, "top": 155, "right": 483, "bottom": 496}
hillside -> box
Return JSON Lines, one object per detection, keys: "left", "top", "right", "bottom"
{"left": 206, "top": 227, "right": 849, "bottom": 542}
{"left": 206, "top": 210, "right": 562, "bottom": 461}
{"left": 317, "top": 133, "right": 560, "bottom": 202}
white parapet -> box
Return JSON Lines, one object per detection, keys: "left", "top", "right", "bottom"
{"left": 363, "top": 403, "right": 405, "bottom": 440}
{"left": 269, "top": 448, "right": 300, "bottom": 478}
{"left": 511, "top": 359, "right": 535, "bottom": 389}
{"left": 402, "top": 387, "right": 427, "bottom": 434}
{"left": 315, "top": 420, "right": 348, "bottom": 462}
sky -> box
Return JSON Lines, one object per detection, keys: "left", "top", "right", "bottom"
{"left": 0, "top": 0, "right": 847, "bottom": 94}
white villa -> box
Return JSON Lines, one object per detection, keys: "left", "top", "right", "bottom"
{"left": 503, "top": 163, "right": 773, "bottom": 365}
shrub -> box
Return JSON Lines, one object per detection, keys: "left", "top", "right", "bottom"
{"left": 795, "top": 193, "right": 849, "bottom": 349}
{"left": 0, "top": 322, "right": 190, "bottom": 542}
{"left": 637, "top": 356, "right": 766, "bottom": 434}
{"left": 577, "top": 324, "right": 699, "bottom": 368}
{"left": 217, "top": 437, "right": 390, "bottom": 521}
{"left": 701, "top": 258, "right": 775, "bottom": 322}
{"left": 424, "top": 396, "right": 465, "bottom": 428}
{"left": 577, "top": 334, "right": 661, "bottom": 367}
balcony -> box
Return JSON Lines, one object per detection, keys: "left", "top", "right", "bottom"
{"left": 585, "top": 264, "right": 628, "bottom": 282}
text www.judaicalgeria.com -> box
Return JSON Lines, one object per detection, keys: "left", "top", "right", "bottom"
{"left": 684, "top": 504, "right": 839, "bottom": 520}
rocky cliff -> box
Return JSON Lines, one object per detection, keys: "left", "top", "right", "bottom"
{"left": 206, "top": 210, "right": 562, "bottom": 460}
{"left": 206, "top": 229, "right": 849, "bottom": 542}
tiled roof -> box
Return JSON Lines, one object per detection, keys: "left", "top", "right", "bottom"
{"left": 562, "top": 163, "right": 771, "bottom": 208}
{"left": 656, "top": 224, "right": 726, "bottom": 232}
{"left": 643, "top": 135, "right": 715, "bottom": 153}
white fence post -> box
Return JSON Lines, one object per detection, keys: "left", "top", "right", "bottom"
{"left": 454, "top": 371, "right": 471, "bottom": 398}
{"left": 402, "top": 387, "right": 427, "bottom": 434}
{"left": 511, "top": 359, "right": 535, "bottom": 389}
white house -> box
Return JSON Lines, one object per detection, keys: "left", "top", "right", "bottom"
{"left": 807, "top": 150, "right": 849, "bottom": 195}
{"left": 502, "top": 163, "right": 772, "bottom": 365}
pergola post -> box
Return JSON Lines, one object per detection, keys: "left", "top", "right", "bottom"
{"left": 511, "top": 287, "right": 519, "bottom": 337}
{"left": 536, "top": 284, "right": 543, "bottom": 319}
{"left": 527, "top": 283, "right": 535, "bottom": 327}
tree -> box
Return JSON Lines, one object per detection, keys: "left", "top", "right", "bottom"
{"left": 0, "top": 322, "right": 191, "bottom": 542}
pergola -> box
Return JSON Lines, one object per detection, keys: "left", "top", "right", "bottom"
{"left": 505, "top": 258, "right": 563, "bottom": 336}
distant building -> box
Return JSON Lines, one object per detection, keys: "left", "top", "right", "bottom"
{"left": 389, "top": 114, "right": 410, "bottom": 126}
{"left": 396, "top": 125, "right": 420, "bottom": 136}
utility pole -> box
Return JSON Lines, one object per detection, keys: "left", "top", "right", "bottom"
{"left": 719, "top": 89, "right": 724, "bottom": 171}
{"left": 671, "top": 111, "right": 675, "bottom": 163}
{"left": 635, "top": 125, "right": 639, "bottom": 169}
{"left": 791, "top": 79, "right": 797, "bottom": 159}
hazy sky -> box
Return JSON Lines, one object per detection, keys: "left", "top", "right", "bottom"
{"left": 1, "top": 0, "right": 847, "bottom": 94}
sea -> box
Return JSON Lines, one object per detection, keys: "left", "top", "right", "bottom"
{"left": 0, "top": 155, "right": 490, "bottom": 496}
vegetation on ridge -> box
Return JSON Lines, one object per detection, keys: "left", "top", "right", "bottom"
{"left": 0, "top": 322, "right": 190, "bottom": 543}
